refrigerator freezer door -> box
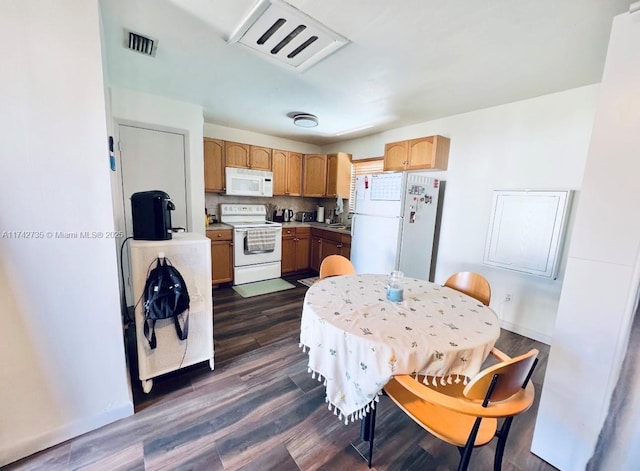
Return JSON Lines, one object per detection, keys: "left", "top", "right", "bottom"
{"left": 351, "top": 214, "right": 402, "bottom": 274}
{"left": 398, "top": 175, "right": 443, "bottom": 281}
{"left": 355, "top": 173, "right": 403, "bottom": 217}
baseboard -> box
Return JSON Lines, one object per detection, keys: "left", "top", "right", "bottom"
{"left": 0, "top": 401, "right": 133, "bottom": 467}
{"left": 500, "top": 320, "right": 552, "bottom": 345}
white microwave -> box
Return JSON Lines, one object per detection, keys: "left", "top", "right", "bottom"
{"left": 225, "top": 167, "right": 273, "bottom": 197}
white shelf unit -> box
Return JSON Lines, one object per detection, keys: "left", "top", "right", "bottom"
{"left": 129, "top": 233, "right": 213, "bottom": 393}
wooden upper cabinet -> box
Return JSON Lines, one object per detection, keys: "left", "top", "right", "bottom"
{"left": 224, "top": 142, "right": 272, "bottom": 170}
{"left": 384, "top": 135, "right": 450, "bottom": 171}
{"left": 204, "top": 138, "right": 224, "bottom": 193}
{"left": 273, "top": 150, "right": 302, "bottom": 196}
{"left": 303, "top": 154, "right": 327, "bottom": 197}
{"left": 224, "top": 141, "right": 250, "bottom": 168}
{"left": 326, "top": 152, "right": 352, "bottom": 198}
{"left": 288, "top": 152, "right": 303, "bottom": 195}
{"left": 249, "top": 145, "right": 272, "bottom": 170}
{"left": 384, "top": 140, "right": 410, "bottom": 171}
{"left": 272, "top": 149, "right": 288, "bottom": 195}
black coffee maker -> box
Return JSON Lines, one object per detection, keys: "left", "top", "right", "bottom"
{"left": 130, "top": 190, "right": 175, "bottom": 240}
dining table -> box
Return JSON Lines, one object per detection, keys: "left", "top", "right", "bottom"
{"left": 299, "top": 273, "right": 501, "bottom": 424}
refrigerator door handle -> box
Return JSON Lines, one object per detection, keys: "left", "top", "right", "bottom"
{"left": 351, "top": 215, "right": 355, "bottom": 237}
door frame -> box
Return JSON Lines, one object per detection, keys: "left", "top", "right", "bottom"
{"left": 111, "top": 119, "right": 190, "bottom": 307}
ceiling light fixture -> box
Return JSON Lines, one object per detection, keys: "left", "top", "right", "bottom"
{"left": 293, "top": 113, "right": 319, "bottom": 128}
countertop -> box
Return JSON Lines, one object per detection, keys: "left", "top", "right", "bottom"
{"left": 282, "top": 221, "right": 352, "bottom": 235}
{"left": 205, "top": 221, "right": 351, "bottom": 235}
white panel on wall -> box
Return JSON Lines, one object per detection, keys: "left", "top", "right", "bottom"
{"left": 483, "top": 190, "right": 572, "bottom": 279}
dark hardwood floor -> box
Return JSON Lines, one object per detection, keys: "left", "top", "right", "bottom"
{"left": 6, "top": 273, "right": 559, "bottom": 470}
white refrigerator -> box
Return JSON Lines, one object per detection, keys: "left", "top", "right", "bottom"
{"left": 350, "top": 172, "right": 445, "bottom": 280}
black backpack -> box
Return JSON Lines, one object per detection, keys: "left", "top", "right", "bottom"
{"left": 142, "top": 257, "right": 190, "bottom": 349}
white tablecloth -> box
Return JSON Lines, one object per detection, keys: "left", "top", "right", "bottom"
{"left": 299, "top": 274, "right": 500, "bottom": 423}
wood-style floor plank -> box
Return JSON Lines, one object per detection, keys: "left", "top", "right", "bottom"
{"left": 5, "top": 273, "right": 559, "bottom": 471}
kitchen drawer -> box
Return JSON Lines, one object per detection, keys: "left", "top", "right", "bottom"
{"left": 206, "top": 229, "right": 232, "bottom": 241}
{"left": 282, "top": 227, "right": 297, "bottom": 238}
{"left": 283, "top": 226, "right": 311, "bottom": 238}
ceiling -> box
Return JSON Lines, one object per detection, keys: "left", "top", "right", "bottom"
{"left": 99, "top": 0, "right": 630, "bottom": 145}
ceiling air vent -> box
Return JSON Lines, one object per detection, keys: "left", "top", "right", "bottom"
{"left": 228, "top": 0, "right": 349, "bottom": 72}
{"left": 126, "top": 31, "right": 157, "bottom": 57}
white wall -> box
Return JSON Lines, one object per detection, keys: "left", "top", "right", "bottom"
{"left": 109, "top": 87, "right": 206, "bottom": 235}
{"left": 0, "top": 0, "right": 133, "bottom": 465}
{"left": 324, "top": 85, "right": 599, "bottom": 343}
{"left": 204, "top": 122, "right": 323, "bottom": 154}
{"left": 532, "top": 9, "right": 640, "bottom": 470}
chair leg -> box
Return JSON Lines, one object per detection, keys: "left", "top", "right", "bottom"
{"left": 493, "top": 417, "right": 514, "bottom": 471}
{"left": 457, "top": 417, "right": 483, "bottom": 471}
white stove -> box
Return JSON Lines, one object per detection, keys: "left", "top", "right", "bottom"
{"left": 220, "top": 204, "right": 282, "bottom": 228}
{"left": 220, "top": 204, "right": 282, "bottom": 285}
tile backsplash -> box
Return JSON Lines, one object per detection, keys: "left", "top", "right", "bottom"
{"left": 205, "top": 193, "right": 350, "bottom": 223}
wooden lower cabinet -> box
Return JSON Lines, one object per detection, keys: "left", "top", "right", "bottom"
{"left": 309, "top": 228, "right": 351, "bottom": 273}
{"left": 281, "top": 227, "right": 310, "bottom": 274}
{"left": 206, "top": 229, "right": 233, "bottom": 285}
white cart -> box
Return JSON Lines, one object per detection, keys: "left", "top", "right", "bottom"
{"left": 129, "top": 233, "right": 214, "bottom": 393}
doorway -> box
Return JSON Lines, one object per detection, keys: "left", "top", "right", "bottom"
{"left": 116, "top": 122, "right": 189, "bottom": 307}
{"left": 118, "top": 124, "right": 188, "bottom": 234}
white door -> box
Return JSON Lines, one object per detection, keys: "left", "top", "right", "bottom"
{"left": 351, "top": 214, "right": 401, "bottom": 275}
{"left": 117, "top": 124, "right": 188, "bottom": 307}
{"left": 118, "top": 124, "right": 188, "bottom": 236}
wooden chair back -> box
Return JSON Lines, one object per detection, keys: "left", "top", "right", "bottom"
{"left": 464, "top": 348, "right": 539, "bottom": 402}
{"left": 444, "top": 271, "right": 491, "bottom": 306}
{"left": 319, "top": 255, "right": 355, "bottom": 279}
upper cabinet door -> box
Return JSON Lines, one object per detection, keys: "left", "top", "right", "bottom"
{"left": 204, "top": 138, "right": 224, "bottom": 193}
{"left": 287, "top": 152, "right": 303, "bottom": 196}
{"left": 225, "top": 141, "right": 250, "bottom": 168}
{"left": 303, "top": 154, "right": 327, "bottom": 197}
{"left": 272, "top": 149, "right": 288, "bottom": 195}
{"left": 384, "top": 140, "right": 410, "bottom": 171}
{"left": 249, "top": 146, "right": 272, "bottom": 170}
{"left": 326, "top": 152, "right": 352, "bottom": 198}
{"left": 407, "top": 137, "right": 434, "bottom": 169}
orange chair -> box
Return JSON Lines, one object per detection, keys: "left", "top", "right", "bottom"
{"left": 444, "top": 271, "right": 491, "bottom": 306}
{"left": 319, "top": 255, "right": 355, "bottom": 279}
{"left": 367, "top": 348, "right": 538, "bottom": 470}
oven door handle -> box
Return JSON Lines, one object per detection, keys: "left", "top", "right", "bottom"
{"left": 234, "top": 228, "right": 281, "bottom": 233}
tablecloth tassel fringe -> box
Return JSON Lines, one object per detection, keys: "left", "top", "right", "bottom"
{"left": 308, "top": 367, "right": 312, "bottom": 373}
{"left": 432, "top": 376, "right": 437, "bottom": 386}
{"left": 311, "top": 371, "right": 316, "bottom": 379}
{"left": 317, "top": 374, "right": 323, "bottom": 382}
{"left": 371, "top": 401, "right": 376, "bottom": 410}
{"left": 365, "top": 404, "right": 370, "bottom": 413}
{"left": 455, "top": 374, "right": 461, "bottom": 384}
{"left": 374, "top": 394, "right": 380, "bottom": 402}
{"left": 440, "top": 376, "right": 446, "bottom": 386}
{"left": 463, "top": 376, "right": 469, "bottom": 385}
{"left": 447, "top": 375, "right": 453, "bottom": 384}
